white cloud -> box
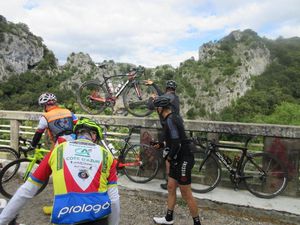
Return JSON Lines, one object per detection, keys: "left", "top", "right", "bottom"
{"left": 0, "top": 0, "right": 300, "bottom": 67}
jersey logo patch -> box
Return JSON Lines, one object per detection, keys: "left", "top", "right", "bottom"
{"left": 64, "top": 142, "right": 102, "bottom": 190}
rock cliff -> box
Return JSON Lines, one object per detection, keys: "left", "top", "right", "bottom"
{"left": 0, "top": 15, "right": 45, "bottom": 79}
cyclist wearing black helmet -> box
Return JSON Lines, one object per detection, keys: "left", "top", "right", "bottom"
{"left": 145, "top": 79, "right": 180, "bottom": 114}
{"left": 152, "top": 96, "right": 201, "bottom": 225}
{"left": 145, "top": 79, "right": 181, "bottom": 189}
{"left": 0, "top": 117, "right": 120, "bottom": 225}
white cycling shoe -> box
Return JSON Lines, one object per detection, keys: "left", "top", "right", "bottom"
{"left": 153, "top": 216, "right": 174, "bottom": 224}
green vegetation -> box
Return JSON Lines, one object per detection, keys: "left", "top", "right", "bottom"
{"left": 218, "top": 37, "right": 300, "bottom": 125}
{"left": 1, "top": 18, "right": 300, "bottom": 126}
{"left": 0, "top": 71, "right": 77, "bottom": 112}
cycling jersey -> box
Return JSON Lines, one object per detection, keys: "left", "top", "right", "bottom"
{"left": 32, "top": 105, "right": 78, "bottom": 149}
{"left": 162, "top": 112, "right": 194, "bottom": 185}
{"left": 29, "top": 139, "right": 117, "bottom": 224}
{"left": 162, "top": 112, "right": 193, "bottom": 161}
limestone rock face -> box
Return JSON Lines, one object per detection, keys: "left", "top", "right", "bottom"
{"left": 190, "top": 29, "right": 271, "bottom": 116}
{"left": 0, "top": 16, "right": 44, "bottom": 79}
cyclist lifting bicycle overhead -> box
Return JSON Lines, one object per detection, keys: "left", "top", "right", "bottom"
{"left": 30, "top": 92, "right": 78, "bottom": 150}
{"left": 145, "top": 79, "right": 181, "bottom": 190}
{"left": 152, "top": 96, "right": 201, "bottom": 225}
{"left": 0, "top": 117, "right": 120, "bottom": 225}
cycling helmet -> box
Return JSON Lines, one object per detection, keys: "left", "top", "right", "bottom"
{"left": 73, "top": 117, "right": 103, "bottom": 141}
{"left": 153, "top": 96, "right": 171, "bottom": 108}
{"left": 38, "top": 93, "right": 57, "bottom": 106}
{"left": 166, "top": 80, "right": 177, "bottom": 90}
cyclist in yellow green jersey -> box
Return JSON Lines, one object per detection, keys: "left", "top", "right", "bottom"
{"left": 0, "top": 118, "right": 120, "bottom": 225}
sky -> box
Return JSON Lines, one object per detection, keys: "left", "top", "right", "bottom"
{"left": 1, "top": 0, "right": 300, "bottom": 68}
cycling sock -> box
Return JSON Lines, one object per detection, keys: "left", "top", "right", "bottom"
{"left": 165, "top": 209, "right": 174, "bottom": 221}
{"left": 193, "top": 215, "right": 201, "bottom": 225}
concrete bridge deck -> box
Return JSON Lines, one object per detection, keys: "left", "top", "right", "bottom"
{"left": 118, "top": 175, "right": 300, "bottom": 224}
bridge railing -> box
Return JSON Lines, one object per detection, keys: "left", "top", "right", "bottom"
{"left": 0, "top": 110, "right": 299, "bottom": 197}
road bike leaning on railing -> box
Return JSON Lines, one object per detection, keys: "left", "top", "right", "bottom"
{"left": 100, "top": 125, "right": 160, "bottom": 183}
{"left": 77, "top": 65, "right": 157, "bottom": 117}
{"left": 191, "top": 136, "right": 288, "bottom": 198}
{"left": 0, "top": 139, "right": 50, "bottom": 199}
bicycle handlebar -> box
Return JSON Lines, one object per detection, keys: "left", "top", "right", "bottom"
{"left": 18, "top": 136, "right": 42, "bottom": 151}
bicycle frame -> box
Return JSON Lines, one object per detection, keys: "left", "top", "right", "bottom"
{"left": 91, "top": 70, "right": 143, "bottom": 104}
{"left": 198, "top": 137, "right": 252, "bottom": 177}
{"left": 100, "top": 126, "right": 142, "bottom": 169}
{"left": 21, "top": 148, "right": 50, "bottom": 181}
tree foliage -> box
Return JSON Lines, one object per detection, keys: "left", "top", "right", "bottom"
{"left": 218, "top": 37, "right": 300, "bottom": 125}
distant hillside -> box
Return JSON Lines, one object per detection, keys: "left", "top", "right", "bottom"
{"left": 218, "top": 36, "right": 300, "bottom": 125}
{"left": 1, "top": 15, "right": 300, "bottom": 125}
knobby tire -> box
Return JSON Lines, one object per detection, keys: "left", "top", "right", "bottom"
{"left": 0, "top": 147, "right": 19, "bottom": 182}
{"left": 77, "top": 80, "right": 108, "bottom": 115}
{"left": 123, "top": 144, "right": 159, "bottom": 183}
{"left": 123, "top": 82, "right": 156, "bottom": 117}
{"left": 0, "top": 158, "right": 49, "bottom": 199}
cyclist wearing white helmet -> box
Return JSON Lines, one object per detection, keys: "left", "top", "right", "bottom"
{"left": 31, "top": 92, "right": 78, "bottom": 150}
{"left": 145, "top": 79, "right": 181, "bottom": 190}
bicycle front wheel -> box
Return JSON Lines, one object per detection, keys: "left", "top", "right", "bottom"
{"left": 77, "top": 80, "right": 108, "bottom": 114}
{"left": 0, "top": 158, "right": 49, "bottom": 199}
{"left": 191, "top": 150, "right": 222, "bottom": 193}
{"left": 123, "top": 82, "right": 157, "bottom": 117}
{"left": 122, "top": 144, "right": 159, "bottom": 183}
{"left": 0, "top": 147, "right": 19, "bottom": 182}
{"left": 242, "top": 152, "right": 288, "bottom": 199}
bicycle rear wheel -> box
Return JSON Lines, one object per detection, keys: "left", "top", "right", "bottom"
{"left": 122, "top": 144, "right": 159, "bottom": 183}
{"left": 0, "top": 158, "right": 49, "bottom": 199}
{"left": 77, "top": 80, "right": 108, "bottom": 114}
{"left": 191, "top": 149, "right": 222, "bottom": 193}
{"left": 0, "top": 147, "right": 19, "bottom": 182}
{"left": 242, "top": 152, "right": 288, "bottom": 199}
{"left": 123, "top": 81, "right": 157, "bottom": 117}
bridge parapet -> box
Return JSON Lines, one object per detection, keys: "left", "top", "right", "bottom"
{"left": 0, "top": 110, "right": 299, "bottom": 197}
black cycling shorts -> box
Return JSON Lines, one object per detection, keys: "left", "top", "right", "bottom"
{"left": 169, "top": 155, "right": 194, "bottom": 185}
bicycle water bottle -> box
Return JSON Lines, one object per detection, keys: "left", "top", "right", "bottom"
{"left": 115, "top": 83, "right": 122, "bottom": 93}
{"left": 108, "top": 81, "right": 114, "bottom": 93}
{"left": 108, "top": 143, "right": 117, "bottom": 154}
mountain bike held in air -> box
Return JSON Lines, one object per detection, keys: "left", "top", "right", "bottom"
{"left": 191, "top": 136, "right": 288, "bottom": 198}
{"left": 77, "top": 65, "right": 157, "bottom": 117}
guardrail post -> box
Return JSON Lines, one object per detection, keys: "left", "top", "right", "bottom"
{"left": 10, "top": 120, "right": 20, "bottom": 150}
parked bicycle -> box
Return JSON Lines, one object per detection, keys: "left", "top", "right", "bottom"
{"left": 191, "top": 136, "right": 288, "bottom": 198}
{"left": 0, "top": 137, "right": 43, "bottom": 182}
{"left": 100, "top": 125, "right": 159, "bottom": 183}
{"left": 77, "top": 65, "right": 157, "bottom": 117}
{"left": 0, "top": 140, "right": 50, "bottom": 199}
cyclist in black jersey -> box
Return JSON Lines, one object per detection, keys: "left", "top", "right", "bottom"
{"left": 146, "top": 79, "right": 181, "bottom": 190}
{"left": 152, "top": 96, "right": 201, "bottom": 225}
